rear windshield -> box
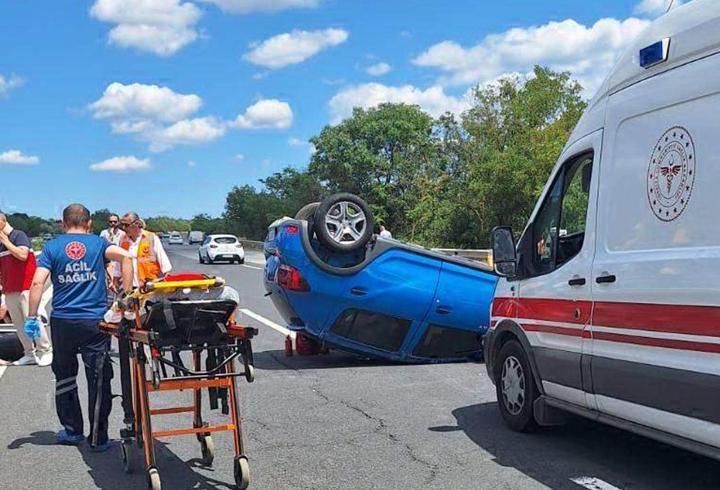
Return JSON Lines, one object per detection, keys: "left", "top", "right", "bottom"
{"left": 214, "top": 237, "right": 237, "bottom": 244}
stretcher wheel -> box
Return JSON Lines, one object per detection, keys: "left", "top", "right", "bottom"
{"left": 234, "top": 456, "right": 250, "bottom": 490}
{"left": 245, "top": 364, "right": 255, "bottom": 383}
{"left": 121, "top": 440, "right": 135, "bottom": 474}
{"left": 147, "top": 467, "right": 162, "bottom": 490}
{"left": 200, "top": 435, "right": 215, "bottom": 466}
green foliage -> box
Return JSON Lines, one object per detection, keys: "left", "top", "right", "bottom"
{"left": 91, "top": 208, "right": 115, "bottom": 235}
{"left": 216, "top": 66, "right": 586, "bottom": 245}
{"left": 3, "top": 213, "right": 57, "bottom": 237}
{"left": 190, "top": 214, "right": 227, "bottom": 235}
{"left": 144, "top": 216, "right": 191, "bottom": 233}
{"left": 224, "top": 185, "right": 284, "bottom": 239}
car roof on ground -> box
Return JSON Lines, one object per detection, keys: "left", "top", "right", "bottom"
{"left": 208, "top": 234, "right": 238, "bottom": 239}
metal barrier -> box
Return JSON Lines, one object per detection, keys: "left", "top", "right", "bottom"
{"left": 432, "top": 248, "right": 493, "bottom": 267}
{"left": 240, "top": 240, "right": 264, "bottom": 251}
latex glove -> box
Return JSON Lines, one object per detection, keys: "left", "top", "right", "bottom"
{"left": 24, "top": 317, "right": 41, "bottom": 341}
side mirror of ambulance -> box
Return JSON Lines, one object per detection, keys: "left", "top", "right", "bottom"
{"left": 491, "top": 226, "right": 517, "bottom": 278}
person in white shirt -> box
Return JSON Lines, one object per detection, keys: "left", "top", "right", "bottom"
{"left": 118, "top": 212, "right": 172, "bottom": 288}
{"left": 379, "top": 225, "right": 393, "bottom": 239}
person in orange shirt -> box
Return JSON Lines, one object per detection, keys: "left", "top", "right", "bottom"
{"left": 118, "top": 212, "right": 172, "bottom": 288}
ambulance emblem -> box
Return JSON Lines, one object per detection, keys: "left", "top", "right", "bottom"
{"left": 647, "top": 126, "right": 695, "bottom": 222}
{"left": 65, "top": 241, "right": 86, "bottom": 260}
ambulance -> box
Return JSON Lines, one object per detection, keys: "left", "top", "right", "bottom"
{"left": 486, "top": 0, "right": 720, "bottom": 460}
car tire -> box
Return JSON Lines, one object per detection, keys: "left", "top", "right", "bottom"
{"left": 238, "top": 257, "right": 245, "bottom": 264}
{"left": 494, "top": 339, "right": 539, "bottom": 432}
{"left": 313, "top": 193, "right": 374, "bottom": 253}
{"left": 207, "top": 254, "right": 214, "bottom": 264}
{"left": 198, "top": 252, "right": 204, "bottom": 264}
{"left": 295, "top": 202, "right": 321, "bottom": 221}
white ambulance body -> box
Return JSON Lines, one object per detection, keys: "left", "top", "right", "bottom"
{"left": 486, "top": 0, "right": 720, "bottom": 460}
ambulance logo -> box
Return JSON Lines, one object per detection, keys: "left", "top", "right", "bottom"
{"left": 647, "top": 126, "right": 695, "bottom": 222}
{"left": 65, "top": 241, "right": 86, "bottom": 260}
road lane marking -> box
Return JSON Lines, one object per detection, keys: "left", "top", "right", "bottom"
{"left": 0, "top": 366, "right": 6, "bottom": 380}
{"left": 571, "top": 477, "right": 622, "bottom": 490}
{"left": 241, "top": 264, "right": 263, "bottom": 270}
{"left": 239, "top": 308, "right": 296, "bottom": 339}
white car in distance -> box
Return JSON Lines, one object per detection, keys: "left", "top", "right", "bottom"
{"left": 199, "top": 234, "right": 245, "bottom": 264}
{"left": 168, "top": 232, "right": 184, "bottom": 245}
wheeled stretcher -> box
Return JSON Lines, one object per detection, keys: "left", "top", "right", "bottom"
{"left": 100, "top": 274, "right": 258, "bottom": 490}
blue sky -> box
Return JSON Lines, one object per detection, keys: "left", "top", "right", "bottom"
{"left": 0, "top": 0, "right": 676, "bottom": 219}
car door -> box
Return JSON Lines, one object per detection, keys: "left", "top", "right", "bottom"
{"left": 323, "top": 250, "right": 441, "bottom": 355}
{"left": 512, "top": 131, "right": 601, "bottom": 409}
{"left": 591, "top": 51, "right": 720, "bottom": 448}
{"left": 413, "top": 262, "right": 496, "bottom": 359}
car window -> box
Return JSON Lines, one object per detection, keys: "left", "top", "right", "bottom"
{"left": 214, "top": 237, "right": 237, "bottom": 244}
{"left": 530, "top": 152, "right": 593, "bottom": 276}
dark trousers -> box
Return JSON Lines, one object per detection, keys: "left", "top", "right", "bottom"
{"left": 50, "top": 317, "right": 113, "bottom": 445}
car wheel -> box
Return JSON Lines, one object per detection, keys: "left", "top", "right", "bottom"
{"left": 495, "top": 339, "right": 539, "bottom": 432}
{"left": 295, "top": 202, "right": 320, "bottom": 221}
{"left": 238, "top": 257, "right": 245, "bottom": 264}
{"left": 313, "top": 193, "right": 374, "bottom": 253}
{"left": 207, "top": 254, "right": 214, "bottom": 264}
{"left": 198, "top": 252, "right": 204, "bottom": 264}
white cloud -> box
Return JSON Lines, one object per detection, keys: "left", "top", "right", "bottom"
{"left": 328, "top": 83, "right": 470, "bottom": 123}
{"left": 366, "top": 62, "right": 391, "bottom": 76}
{"left": 235, "top": 153, "right": 245, "bottom": 161}
{"left": 0, "top": 150, "right": 39, "bottom": 165}
{"left": 187, "top": 160, "right": 197, "bottom": 167}
{"left": 90, "top": 0, "right": 202, "bottom": 56}
{"left": 244, "top": 28, "right": 349, "bottom": 69}
{"left": 232, "top": 99, "right": 293, "bottom": 129}
{"left": 150, "top": 117, "right": 226, "bottom": 152}
{"left": 90, "top": 82, "right": 202, "bottom": 123}
{"left": 634, "top": 0, "right": 684, "bottom": 16}
{"left": 201, "top": 0, "right": 320, "bottom": 14}
{"left": 0, "top": 74, "right": 24, "bottom": 97}
{"left": 288, "top": 137, "right": 315, "bottom": 155}
{"left": 413, "top": 17, "right": 650, "bottom": 96}
{"left": 90, "top": 155, "right": 151, "bottom": 172}
{"left": 90, "top": 82, "right": 226, "bottom": 151}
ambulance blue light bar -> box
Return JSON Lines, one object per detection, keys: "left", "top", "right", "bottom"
{"left": 639, "top": 38, "right": 670, "bottom": 69}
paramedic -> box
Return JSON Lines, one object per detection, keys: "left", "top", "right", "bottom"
{"left": 118, "top": 212, "right": 172, "bottom": 287}
{"left": 25, "top": 204, "right": 133, "bottom": 449}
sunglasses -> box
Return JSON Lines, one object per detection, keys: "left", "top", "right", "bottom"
{"left": 119, "top": 221, "right": 141, "bottom": 230}
{"left": 108, "top": 220, "right": 118, "bottom": 224}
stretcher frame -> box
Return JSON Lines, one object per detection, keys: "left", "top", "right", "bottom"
{"left": 100, "top": 277, "right": 257, "bottom": 490}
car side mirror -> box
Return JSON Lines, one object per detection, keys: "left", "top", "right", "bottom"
{"left": 491, "top": 226, "right": 517, "bottom": 278}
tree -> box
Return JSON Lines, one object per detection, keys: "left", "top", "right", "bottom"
{"left": 224, "top": 185, "right": 283, "bottom": 240}
{"left": 309, "top": 103, "right": 436, "bottom": 235}
{"left": 458, "top": 66, "right": 587, "bottom": 246}
{"left": 144, "top": 216, "right": 191, "bottom": 233}
{"left": 91, "top": 208, "right": 114, "bottom": 235}
{"left": 190, "top": 213, "right": 227, "bottom": 235}
{"left": 262, "top": 167, "right": 324, "bottom": 217}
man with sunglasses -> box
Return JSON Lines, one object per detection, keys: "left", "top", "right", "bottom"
{"left": 118, "top": 212, "right": 172, "bottom": 288}
{"left": 99, "top": 214, "right": 121, "bottom": 245}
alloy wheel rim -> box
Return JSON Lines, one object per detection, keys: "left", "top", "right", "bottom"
{"left": 501, "top": 355, "right": 525, "bottom": 415}
{"left": 324, "top": 201, "right": 366, "bottom": 245}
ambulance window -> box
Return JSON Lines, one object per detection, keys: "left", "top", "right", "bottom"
{"left": 557, "top": 157, "right": 592, "bottom": 265}
{"left": 530, "top": 152, "right": 593, "bottom": 274}
{"left": 532, "top": 172, "right": 564, "bottom": 274}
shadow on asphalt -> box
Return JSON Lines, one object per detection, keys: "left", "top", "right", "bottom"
{"left": 430, "top": 402, "right": 720, "bottom": 490}
{"left": 252, "top": 349, "right": 481, "bottom": 371}
{"left": 8, "top": 431, "right": 237, "bottom": 489}
{"left": 252, "top": 349, "right": 394, "bottom": 371}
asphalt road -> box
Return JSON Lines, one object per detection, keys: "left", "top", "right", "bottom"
{"left": 0, "top": 245, "right": 718, "bottom": 489}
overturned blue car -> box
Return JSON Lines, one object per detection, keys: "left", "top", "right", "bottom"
{"left": 263, "top": 193, "right": 498, "bottom": 363}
